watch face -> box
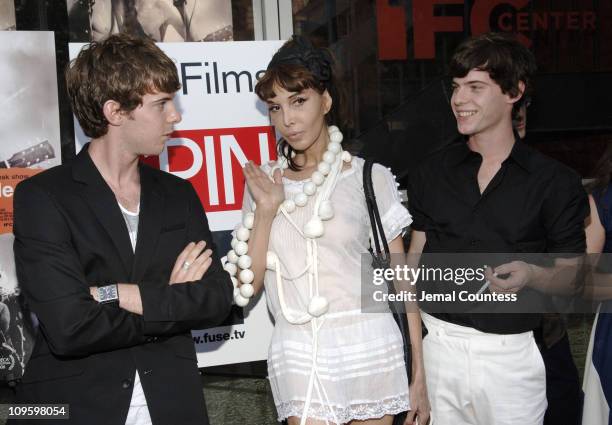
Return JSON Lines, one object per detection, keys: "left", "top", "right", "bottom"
{"left": 99, "top": 285, "right": 118, "bottom": 302}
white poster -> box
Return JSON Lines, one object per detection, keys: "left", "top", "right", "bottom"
{"left": 70, "top": 40, "right": 283, "bottom": 366}
{"left": 0, "top": 31, "right": 62, "bottom": 381}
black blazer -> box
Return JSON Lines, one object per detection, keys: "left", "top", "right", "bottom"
{"left": 9, "top": 147, "right": 233, "bottom": 425}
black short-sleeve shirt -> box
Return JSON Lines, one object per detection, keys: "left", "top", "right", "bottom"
{"left": 407, "top": 137, "right": 589, "bottom": 334}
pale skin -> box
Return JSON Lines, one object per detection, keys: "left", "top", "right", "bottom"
{"left": 586, "top": 195, "right": 605, "bottom": 255}
{"left": 87, "top": 90, "right": 213, "bottom": 313}
{"left": 242, "top": 85, "right": 430, "bottom": 425}
{"left": 583, "top": 193, "right": 612, "bottom": 301}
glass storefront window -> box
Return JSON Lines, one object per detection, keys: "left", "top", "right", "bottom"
{"left": 291, "top": 0, "right": 612, "bottom": 179}
{"left": 291, "top": 0, "right": 460, "bottom": 178}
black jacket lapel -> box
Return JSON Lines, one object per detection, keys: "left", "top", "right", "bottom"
{"left": 131, "top": 164, "right": 164, "bottom": 282}
{"left": 72, "top": 146, "right": 135, "bottom": 277}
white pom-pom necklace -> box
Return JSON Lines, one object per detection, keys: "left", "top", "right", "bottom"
{"left": 223, "top": 125, "right": 351, "bottom": 310}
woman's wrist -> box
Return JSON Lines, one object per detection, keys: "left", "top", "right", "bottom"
{"left": 411, "top": 363, "right": 426, "bottom": 380}
{"left": 254, "top": 204, "right": 278, "bottom": 219}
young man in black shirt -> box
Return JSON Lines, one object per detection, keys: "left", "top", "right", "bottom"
{"left": 407, "top": 33, "right": 589, "bottom": 424}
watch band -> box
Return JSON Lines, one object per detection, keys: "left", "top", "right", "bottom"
{"left": 97, "top": 284, "right": 119, "bottom": 305}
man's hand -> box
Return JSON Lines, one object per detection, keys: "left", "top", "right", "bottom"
{"left": 169, "top": 241, "right": 213, "bottom": 284}
{"left": 87, "top": 241, "right": 214, "bottom": 316}
{"left": 485, "top": 261, "right": 534, "bottom": 293}
{"left": 405, "top": 373, "right": 431, "bottom": 424}
{"left": 90, "top": 286, "right": 99, "bottom": 301}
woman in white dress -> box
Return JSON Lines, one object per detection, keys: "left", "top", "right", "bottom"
{"left": 227, "top": 36, "right": 430, "bottom": 425}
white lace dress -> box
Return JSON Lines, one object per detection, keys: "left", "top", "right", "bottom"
{"left": 242, "top": 156, "right": 412, "bottom": 423}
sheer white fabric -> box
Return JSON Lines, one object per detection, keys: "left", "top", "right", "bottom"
{"left": 242, "top": 157, "right": 412, "bottom": 422}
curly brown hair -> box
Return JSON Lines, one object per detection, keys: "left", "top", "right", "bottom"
{"left": 65, "top": 33, "right": 180, "bottom": 138}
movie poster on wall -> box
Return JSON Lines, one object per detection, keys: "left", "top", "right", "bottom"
{"left": 0, "top": 31, "right": 62, "bottom": 382}
{"left": 70, "top": 40, "right": 284, "bottom": 367}
{"left": 66, "top": 0, "right": 233, "bottom": 42}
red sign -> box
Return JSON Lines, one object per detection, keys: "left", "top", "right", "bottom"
{"left": 142, "top": 126, "right": 277, "bottom": 213}
{"left": 377, "top": 0, "right": 408, "bottom": 60}
{"left": 377, "top": 0, "right": 598, "bottom": 60}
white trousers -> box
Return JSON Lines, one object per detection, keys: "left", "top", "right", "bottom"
{"left": 421, "top": 311, "right": 547, "bottom": 425}
{"left": 582, "top": 307, "right": 609, "bottom": 425}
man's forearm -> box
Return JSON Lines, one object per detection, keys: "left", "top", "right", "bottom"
{"left": 528, "top": 257, "right": 584, "bottom": 295}
{"left": 117, "top": 284, "right": 143, "bottom": 315}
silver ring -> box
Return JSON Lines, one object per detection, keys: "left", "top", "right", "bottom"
{"left": 182, "top": 261, "right": 191, "bottom": 270}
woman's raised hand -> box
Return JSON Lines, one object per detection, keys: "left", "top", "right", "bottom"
{"left": 243, "top": 161, "right": 285, "bottom": 215}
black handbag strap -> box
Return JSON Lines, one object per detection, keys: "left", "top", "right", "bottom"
{"left": 363, "top": 159, "right": 390, "bottom": 261}
{"left": 363, "top": 159, "right": 412, "bottom": 387}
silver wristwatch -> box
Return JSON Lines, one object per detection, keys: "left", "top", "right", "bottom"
{"left": 97, "top": 284, "right": 119, "bottom": 305}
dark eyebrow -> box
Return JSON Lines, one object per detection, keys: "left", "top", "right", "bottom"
{"left": 266, "top": 91, "right": 304, "bottom": 104}
{"left": 452, "top": 80, "right": 489, "bottom": 87}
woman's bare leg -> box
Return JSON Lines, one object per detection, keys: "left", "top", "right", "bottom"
{"left": 286, "top": 413, "right": 394, "bottom": 425}
{"left": 348, "top": 414, "right": 394, "bottom": 425}
{"left": 287, "top": 416, "right": 340, "bottom": 425}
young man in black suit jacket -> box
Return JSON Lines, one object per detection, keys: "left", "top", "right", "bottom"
{"left": 10, "top": 33, "right": 233, "bottom": 424}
